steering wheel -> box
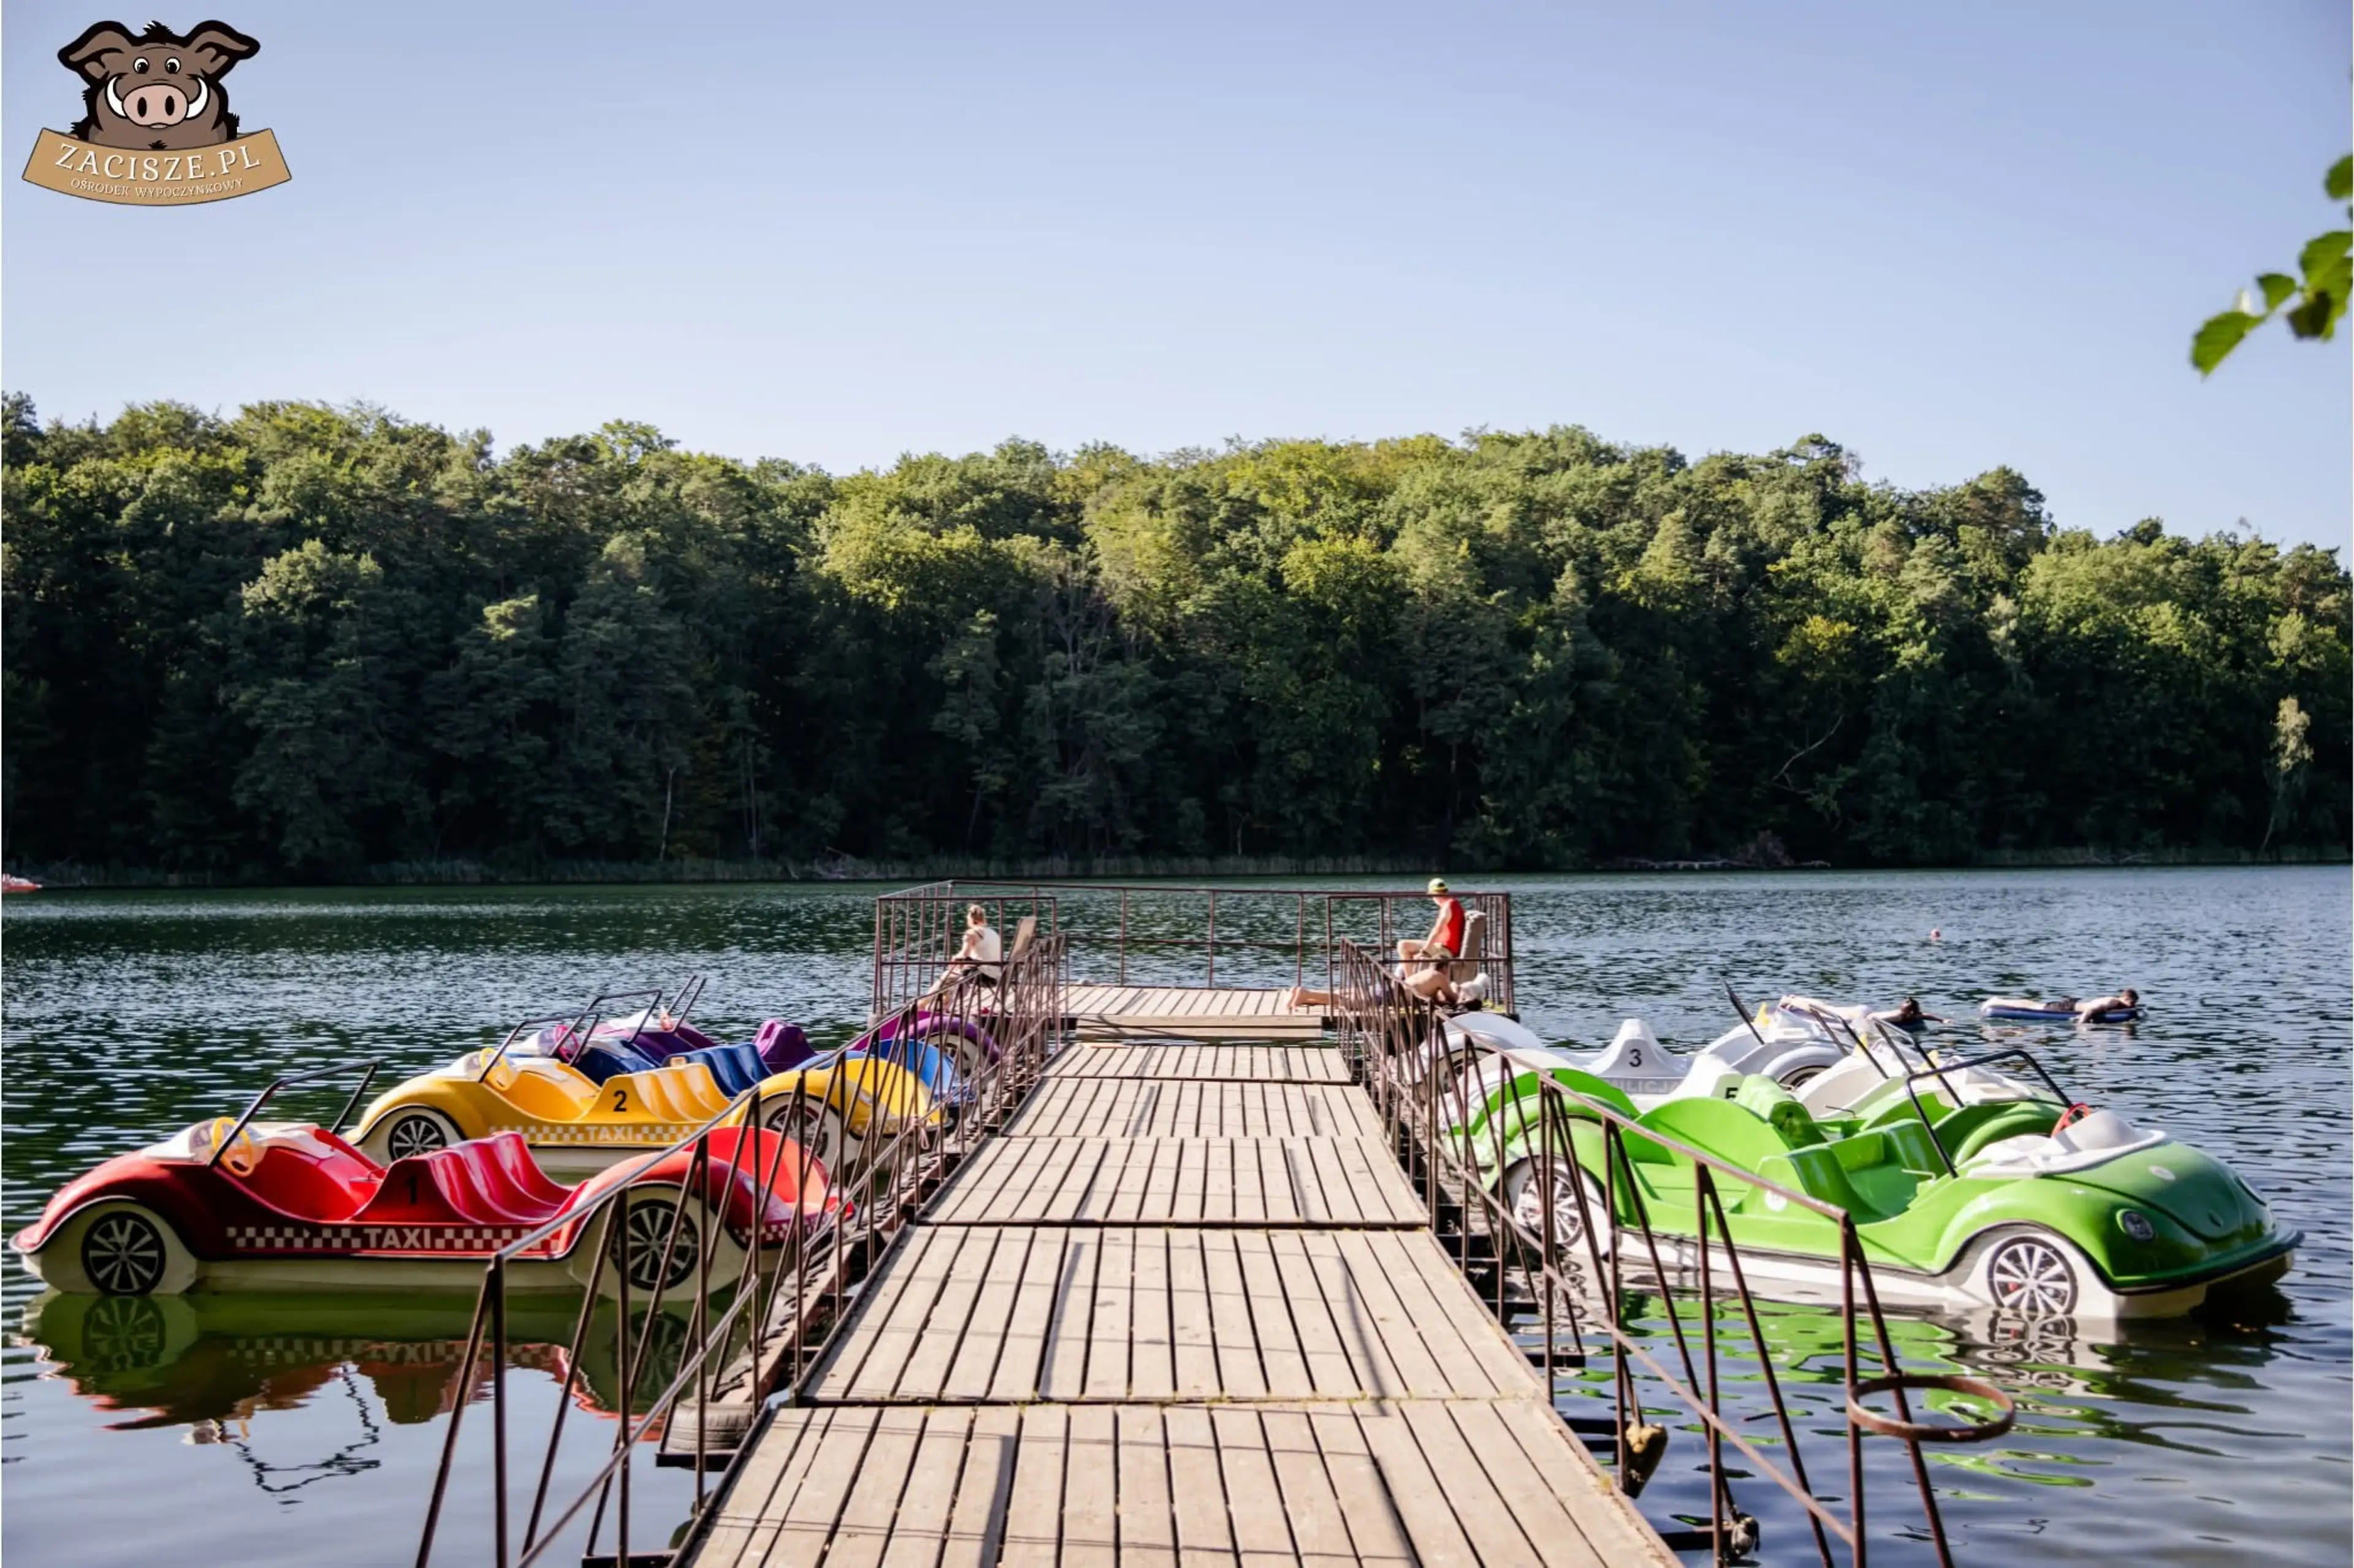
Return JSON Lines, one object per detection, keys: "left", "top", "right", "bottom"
{"left": 204, "top": 1116, "right": 261, "bottom": 1176}
{"left": 2052, "top": 1102, "right": 2094, "bottom": 1135}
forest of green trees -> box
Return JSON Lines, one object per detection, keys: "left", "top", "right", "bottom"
{"left": 2, "top": 394, "right": 2345, "bottom": 881}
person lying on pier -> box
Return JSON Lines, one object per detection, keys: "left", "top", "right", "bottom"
{"left": 923, "top": 905, "right": 1003, "bottom": 999}
{"left": 1286, "top": 960, "right": 1487, "bottom": 1012}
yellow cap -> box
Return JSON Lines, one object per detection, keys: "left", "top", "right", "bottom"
{"left": 1427, "top": 877, "right": 1449, "bottom": 895}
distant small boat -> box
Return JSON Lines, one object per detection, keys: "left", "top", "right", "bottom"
{"left": 1, "top": 874, "right": 40, "bottom": 894}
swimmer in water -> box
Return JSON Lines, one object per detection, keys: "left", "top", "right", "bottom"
{"left": 1875, "top": 996, "right": 1946, "bottom": 1027}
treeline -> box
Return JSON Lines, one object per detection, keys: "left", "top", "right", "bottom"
{"left": 2, "top": 395, "right": 2345, "bottom": 879}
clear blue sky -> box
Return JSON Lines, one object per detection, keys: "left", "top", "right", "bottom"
{"left": 4, "top": 0, "right": 2347, "bottom": 548}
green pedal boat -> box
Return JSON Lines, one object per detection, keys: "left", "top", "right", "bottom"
{"left": 1448, "top": 1037, "right": 2297, "bottom": 1320}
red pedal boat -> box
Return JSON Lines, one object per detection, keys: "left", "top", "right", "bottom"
{"left": 12, "top": 1064, "right": 833, "bottom": 1297}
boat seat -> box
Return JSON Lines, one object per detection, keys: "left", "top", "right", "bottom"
{"left": 1448, "top": 910, "right": 1489, "bottom": 984}
{"left": 240, "top": 1129, "right": 376, "bottom": 1222}
{"left": 479, "top": 1130, "right": 573, "bottom": 1209}
{"left": 568, "top": 1037, "right": 665, "bottom": 1086}
{"left": 424, "top": 1144, "right": 503, "bottom": 1222}
{"left": 755, "top": 1018, "right": 815, "bottom": 1071}
{"left": 1734, "top": 1076, "right": 1824, "bottom": 1150}
{"left": 620, "top": 1063, "right": 728, "bottom": 1121}
{"left": 1756, "top": 1145, "right": 1870, "bottom": 1215}
{"left": 501, "top": 1058, "right": 600, "bottom": 1119}
{"left": 1637, "top": 1096, "right": 1790, "bottom": 1173}
{"left": 353, "top": 1138, "right": 556, "bottom": 1227}
{"left": 1871, "top": 1119, "right": 1946, "bottom": 1176}
{"left": 451, "top": 1139, "right": 569, "bottom": 1222}
{"left": 677, "top": 1043, "right": 769, "bottom": 1097}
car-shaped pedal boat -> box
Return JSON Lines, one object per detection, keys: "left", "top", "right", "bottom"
{"left": 1427, "top": 995, "right": 1922, "bottom": 1116}
{"left": 12, "top": 1070, "right": 832, "bottom": 1298}
{"left": 502, "top": 977, "right": 994, "bottom": 1091}
{"left": 515, "top": 980, "right": 823, "bottom": 1081}
{"left": 1458, "top": 1044, "right": 2296, "bottom": 1321}
{"left": 352, "top": 1018, "right": 937, "bottom": 1178}
{"left": 531, "top": 1005, "right": 974, "bottom": 1111}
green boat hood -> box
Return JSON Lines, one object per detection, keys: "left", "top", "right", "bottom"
{"left": 2068, "top": 1140, "right": 2274, "bottom": 1246}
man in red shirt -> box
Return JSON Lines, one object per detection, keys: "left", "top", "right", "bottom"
{"left": 1400, "top": 878, "right": 1467, "bottom": 970}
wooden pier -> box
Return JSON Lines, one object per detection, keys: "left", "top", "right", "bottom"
{"left": 1063, "top": 983, "right": 1328, "bottom": 1040}
{"left": 682, "top": 1034, "right": 1675, "bottom": 1568}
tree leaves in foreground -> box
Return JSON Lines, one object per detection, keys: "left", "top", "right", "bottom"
{"left": 2192, "top": 154, "right": 2353, "bottom": 375}
{"left": 1, "top": 395, "right": 2345, "bottom": 878}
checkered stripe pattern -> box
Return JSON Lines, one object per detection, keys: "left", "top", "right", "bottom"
{"left": 492, "top": 1122, "right": 695, "bottom": 1145}
{"left": 227, "top": 1223, "right": 535, "bottom": 1253}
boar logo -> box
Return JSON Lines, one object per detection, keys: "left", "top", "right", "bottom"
{"left": 59, "top": 20, "right": 257, "bottom": 149}
{"left": 23, "top": 17, "right": 290, "bottom": 205}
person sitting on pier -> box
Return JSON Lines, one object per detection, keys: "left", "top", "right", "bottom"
{"left": 1399, "top": 878, "right": 1468, "bottom": 974}
{"left": 924, "top": 905, "right": 1003, "bottom": 998}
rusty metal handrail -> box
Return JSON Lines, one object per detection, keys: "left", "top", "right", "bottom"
{"left": 414, "top": 937, "right": 1065, "bottom": 1568}
{"left": 1329, "top": 940, "right": 1997, "bottom": 1568}
{"left": 877, "top": 879, "right": 1514, "bottom": 1014}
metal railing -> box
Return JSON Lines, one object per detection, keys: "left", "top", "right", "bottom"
{"left": 1329, "top": 941, "right": 2009, "bottom": 1567}
{"left": 205, "top": 1059, "right": 383, "bottom": 1165}
{"left": 877, "top": 879, "right": 1515, "bottom": 1016}
{"left": 415, "top": 937, "right": 1065, "bottom": 1568}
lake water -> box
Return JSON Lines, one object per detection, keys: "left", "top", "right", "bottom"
{"left": 4, "top": 869, "right": 2346, "bottom": 1565}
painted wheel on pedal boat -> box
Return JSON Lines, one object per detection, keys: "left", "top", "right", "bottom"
{"left": 83, "top": 1208, "right": 171, "bottom": 1295}
{"left": 762, "top": 1097, "right": 849, "bottom": 1178}
{"left": 371, "top": 1106, "right": 460, "bottom": 1163}
{"left": 55, "top": 1201, "right": 198, "bottom": 1295}
{"left": 1501, "top": 1159, "right": 1613, "bottom": 1259}
{"left": 1979, "top": 1230, "right": 2080, "bottom": 1317}
{"left": 608, "top": 1193, "right": 701, "bottom": 1294}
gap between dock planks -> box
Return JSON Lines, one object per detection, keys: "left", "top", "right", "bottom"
{"left": 682, "top": 1032, "right": 1676, "bottom": 1568}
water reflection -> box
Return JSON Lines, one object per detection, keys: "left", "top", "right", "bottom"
{"left": 21, "top": 1290, "right": 693, "bottom": 1439}
{"left": 1537, "top": 1282, "right": 2320, "bottom": 1561}
{"left": 2, "top": 870, "right": 2344, "bottom": 1566}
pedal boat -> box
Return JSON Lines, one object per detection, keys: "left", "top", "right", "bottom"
{"left": 352, "top": 1024, "right": 935, "bottom": 1178}
{"left": 12, "top": 1117, "right": 828, "bottom": 1298}
{"left": 1445, "top": 1041, "right": 2295, "bottom": 1321}
{"left": 1428, "top": 994, "right": 1913, "bottom": 1114}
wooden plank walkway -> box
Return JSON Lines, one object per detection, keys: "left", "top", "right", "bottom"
{"left": 684, "top": 1035, "right": 1673, "bottom": 1568}
{"left": 1040, "top": 1045, "right": 1350, "bottom": 1082}
{"left": 927, "top": 1140, "right": 1423, "bottom": 1228}
{"left": 1006, "top": 1080, "right": 1379, "bottom": 1139}
{"left": 1064, "top": 984, "right": 1328, "bottom": 1041}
